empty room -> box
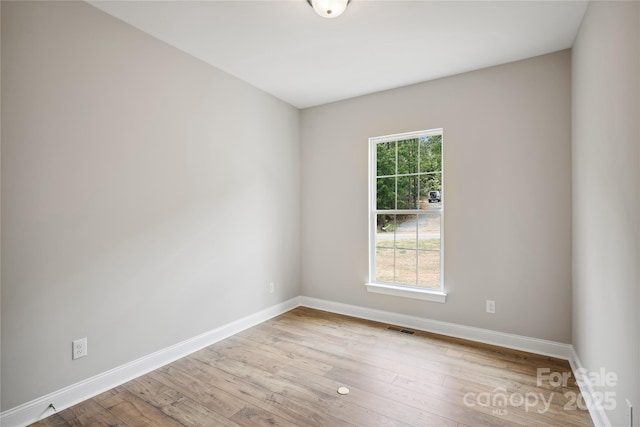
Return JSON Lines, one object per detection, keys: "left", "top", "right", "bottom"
{"left": 1, "top": 1, "right": 638, "bottom": 426}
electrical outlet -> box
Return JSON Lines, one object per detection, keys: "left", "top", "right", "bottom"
{"left": 486, "top": 300, "right": 496, "bottom": 314}
{"left": 72, "top": 338, "right": 87, "bottom": 360}
{"left": 269, "top": 282, "right": 274, "bottom": 294}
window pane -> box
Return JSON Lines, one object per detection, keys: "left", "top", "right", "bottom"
{"left": 394, "top": 214, "right": 416, "bottom": 249}
{"left": 397, "top": 139, "right": 419, "bottom": 175}
{"left": 376, "top": 177, "right": 395, "bottom": 210}
{"left": 397, "top": 176, "right": 418, "bottom": 209}
{"left": 395, "top": 249, "right": 417, "bottom": 286}
{"left": 370, "top": 129, "right": 443, "bottom": 292}
{"left": 418, "top": 251, "right": 440, "bottom": 288}
{"left": 376, "top": 142, "right": 396, "bottom": 177}
{"left": 419, "top": 135, "right": 442, "bottom": 173}
{"left": 419, "top": 173, "right": 442, "bottom": 210}
{"left": 417, "top": 213, "right": 440, "bottom": 250}
{"left": 375, "top": 248, "right": 395, "bottom": 283}
{"left": 376, "top": 214, "right": 395, "bottom": 248}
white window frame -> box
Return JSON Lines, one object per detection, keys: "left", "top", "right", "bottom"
{"left": 366, "top": 129, "right": 446, "bottom": 303}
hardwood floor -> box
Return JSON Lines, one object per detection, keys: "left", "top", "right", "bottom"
{"left": 31, "top": 307, "right": 594, "bottom": 427}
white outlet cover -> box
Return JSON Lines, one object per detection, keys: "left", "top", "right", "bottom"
{"left": 72, "top": 338, "right": 88, "bottom": 360}
{"left": 486, "top": 300, "right": 496, "bottom": 314}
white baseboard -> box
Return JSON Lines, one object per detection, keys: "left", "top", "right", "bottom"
{"left": 3, "top": 295, "right": 604, "bottom": 427}
{"left": 567, "top": 348, "right": 612, "bottom": 427}
{"left": 299, "top": 296, "right": 574, "bottom": 360}
{"left": 0, "top": 297, "right": 301, "bottom": 427}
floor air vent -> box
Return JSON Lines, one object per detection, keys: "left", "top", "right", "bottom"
{"left": 387, "top": 326, "right": 415, "bottom": 335}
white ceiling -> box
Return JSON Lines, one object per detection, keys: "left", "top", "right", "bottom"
{"left": 89, "top": 1, "right": 588, "bottom": 108}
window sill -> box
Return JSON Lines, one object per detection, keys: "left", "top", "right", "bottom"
{"left": 365, "top": 282, "right": 447, "bottom": 303}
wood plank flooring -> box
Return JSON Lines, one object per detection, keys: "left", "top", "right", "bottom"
{"left": 31, "top": 307, "right": 594, "bottom": 427}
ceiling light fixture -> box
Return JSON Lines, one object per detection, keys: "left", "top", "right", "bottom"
{"left": 307, "top": 0, "right": 350, "bottom": 19}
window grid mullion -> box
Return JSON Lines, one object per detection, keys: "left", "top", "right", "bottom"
{"left": 377, "top": 171, "right": 442, "bottom": 179}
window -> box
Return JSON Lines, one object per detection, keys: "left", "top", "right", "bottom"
{"left": 367, "top": 129, "right": 446, "bottom": 302}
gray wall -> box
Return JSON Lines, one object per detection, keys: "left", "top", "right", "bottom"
{"left": 1, "top": 1, "right": 300, "bottom": 410}
{"left": 572, "top": 2, "right": 640, "bottom": 426}
{"left": 301, "top": 50, "right": 573, "bottom": 343}
{"left": 6, "top": 0, "right": 638, "bottom": 421}
{"left": 0, "top": 0, "right": 3, "bottom": 411}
